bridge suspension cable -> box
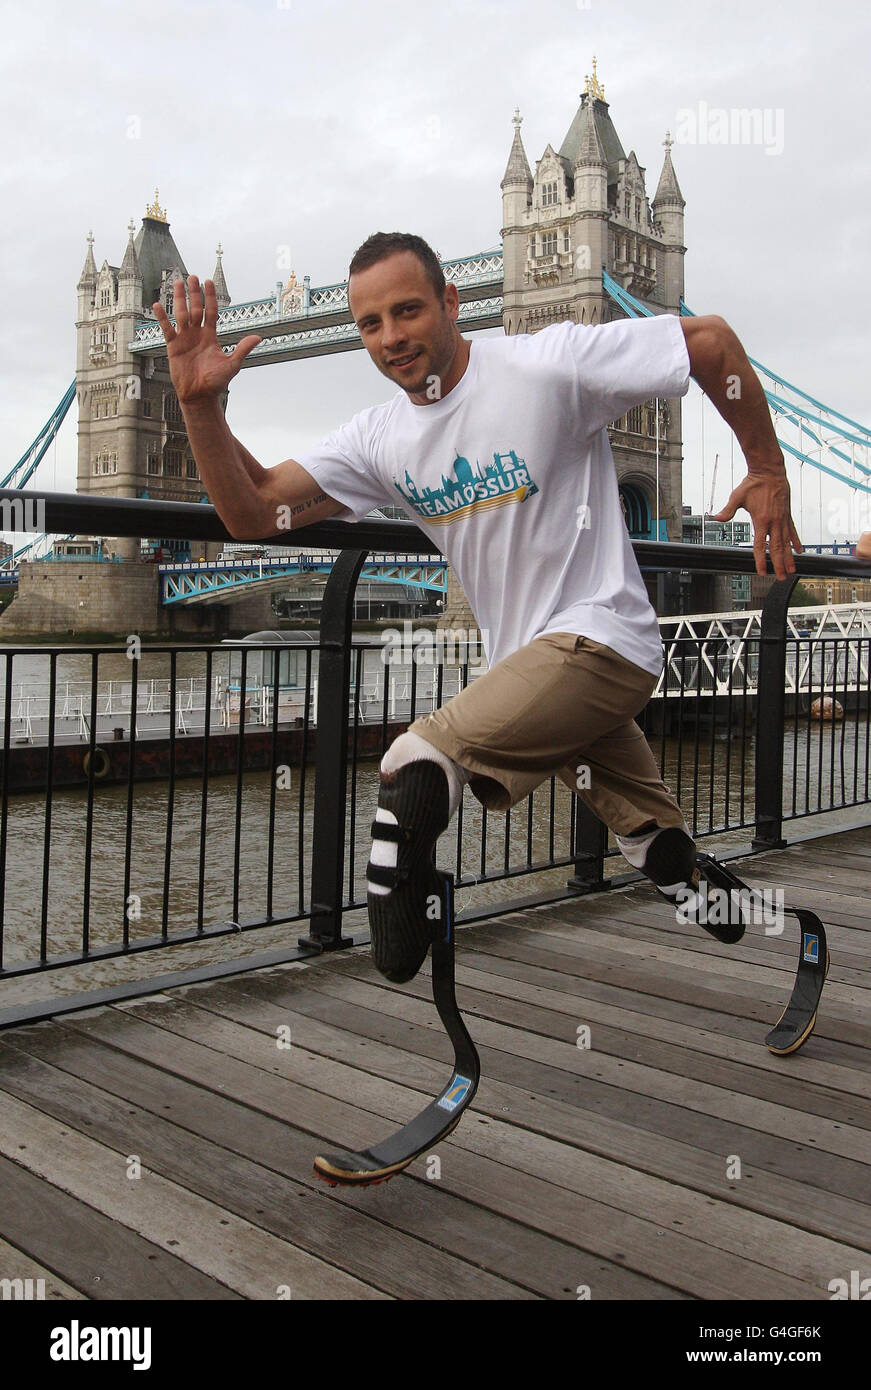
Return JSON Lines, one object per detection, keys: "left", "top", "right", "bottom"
{"left": 602, "top": 273, "right": 871, "bottom": 511}
{"left": 2, "top": 381, "right": 76, "bottom": 490}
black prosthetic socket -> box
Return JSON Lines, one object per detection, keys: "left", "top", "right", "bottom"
{"left": 641, "top": 826, "right": 698, "bottom": 892}
{"left": 367, "top": 760, "right": 451, "bottom": 983}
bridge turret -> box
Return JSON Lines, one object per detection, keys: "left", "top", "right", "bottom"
{"left": 118, "top": 218, "right": 143, "bottom": 315}
{"left": 500, "top": 109, "right": 533, "bottom": 335}
{"left": 570, "top": 93, "right": 609, "bottom": 325}
{"left": 76, "top": 231, "right": 97, "bottom": 316}
{"left": 212, "top": 243, "right": 230, "bottom": 309}
{"left": 74, "top": 194, "right": 220, "bottom": 564}
{"left": 651, "top": 132, "right": 686, "bottom": 312}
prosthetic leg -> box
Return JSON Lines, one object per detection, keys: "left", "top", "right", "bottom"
{"left": 619, "top": 824, "right": 830, "bottom": 1055}
{"left": 313, "top": 869, "right": 480, "bottom": 1186}
{"left": 696, "top": 853, "right": 830, "bottom": 1056}
{"left": 314, "top": 743, "right": 480, "bottom": 1186}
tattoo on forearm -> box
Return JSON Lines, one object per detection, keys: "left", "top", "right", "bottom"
{"left": 289, "top": 491, "right": 327, "bottom": 518}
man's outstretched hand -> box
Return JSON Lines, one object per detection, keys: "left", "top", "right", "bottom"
{"left": 152, "top": 274, "right": 262, "bottom": 405}
{"left": 712, "top": 469, "right": 802, "bottom": 580}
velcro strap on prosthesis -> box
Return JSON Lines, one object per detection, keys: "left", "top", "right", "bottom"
{"left": 365, "top": 862, "right": 407, "bottom": 888}
{"left": 369, "top": 819, "right": 412, "bottom": 843}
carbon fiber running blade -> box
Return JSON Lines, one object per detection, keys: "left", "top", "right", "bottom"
{"left": 313, "top": 1077, "right": 474, "bottom": 1186}
{"left": 765, "top": 911, "right": 829, "bottom": 1055}
{"left": 314, "top": 871, "right": 480, "bottom": 1187}
{"left": 693, "top": 853, "right": 748, "bottom": 943}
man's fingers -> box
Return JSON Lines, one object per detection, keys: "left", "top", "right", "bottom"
{"left": 232, "top": 334, "right": 263, "bottom": 365}
{"left": 202, "top": 279, "right": 219, "bottom": 331}
{"left": 173, "top": 276, "right": 190, "bottom": 330}
{"left": 152, "top": 301, "right": 175, "bottom": 342}
{"left": 753, "top": 524, "right": 767, "bottom": 577}
{"left": 187, "top": 274, "right": 204, "bottom": 328}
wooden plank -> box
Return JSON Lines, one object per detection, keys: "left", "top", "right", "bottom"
{"left": 225, "top": 960, "right": 871, "bottom": 1165}
{"left": 3, "top": 1018, "right": 680, "bottom": 1301}
{"left": 456, "top": 935, "right": 871, "bottom": 1062}
{"left": 466, "top": 915, "right": 871, "bottom": 1013}
{"left": 0, "top": 1089, "right": 388, "bottom": 1301}
{"left": 285, "top": 967, "right": 871, "bottom": 1144}
{"left": 451, "top": 941, "right": 871, "bottom": 1069}
{"left": 320, "top": 952, "right": 871, "bottom": 1110}
{"left": 0, "top": 1153, "right": 239, "bottom": 1300}
{"left": 57, "top": 993, "right": 871, "bottom": 1295}
{"left": 451, "top": 923, "right": 871, "bottom": 1048}
{"left": 578, "top": 892, "right": 871, "bottom": 978}
{"left": 455, "top": 954, "right": 870, "bottom": 1085}
{"left": 50, "top": 998, "right": 831, "bottom": 1297}
{"left": 171, "top": 976, "right": 871, "bottom": 1249}
{"left": 0, "top": 1034, "right": 535, "bottom": 1301}
{"left": 0, "top": 1234, "right": 87, "bottom": 1301}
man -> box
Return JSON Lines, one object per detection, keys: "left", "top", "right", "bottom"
{"left": 154, "top": 232, "right": 801, "bottom": 983}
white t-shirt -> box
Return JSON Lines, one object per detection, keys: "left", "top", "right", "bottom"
{"left": 297, "top": 313, "right": 691, "bottom": 676}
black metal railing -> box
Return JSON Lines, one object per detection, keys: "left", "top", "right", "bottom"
{"left": 1, "top": 488, "right": 870, "bottom": 1023}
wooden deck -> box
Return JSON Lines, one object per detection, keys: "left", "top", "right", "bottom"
{"left": 0, "top": 825, "right": 869, "bottom": 1301}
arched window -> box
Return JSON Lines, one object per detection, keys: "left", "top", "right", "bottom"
{"left": 618, "top": 483, "right": 652, "bottom": 538}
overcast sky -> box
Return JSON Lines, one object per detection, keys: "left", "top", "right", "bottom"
{"left": 2, "top": 0, "right": 869, "bottom": 543}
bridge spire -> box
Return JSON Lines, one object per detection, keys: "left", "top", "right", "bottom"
{"left": 652, "top": 130, "right": 685, "bottom": 209}
{"left": 77, "top": 229, "right": 97, "bottom": 291}
{"left": 574, "top": 90, "right": 607, "bottom": 167}
{"left": 119, "top": 219, "right": 141, "bottom": 283}
{"left": 500, "top": 107, "right": 532, "bottom": 189}
{"left": 584, "top": 55, "right": 605, "bottom": 102}
{"left": 145, "top": 188, "right": 167, "bottom": 222}
{"left": 212, "top": 241, "right": 230, "bottom": 309}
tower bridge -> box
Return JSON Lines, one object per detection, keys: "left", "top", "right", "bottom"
{"left": 1, "top": 59, "right": 870, "bottom": 638}
{"left": 158, "top": 553, "right": 447, "bottom": 606}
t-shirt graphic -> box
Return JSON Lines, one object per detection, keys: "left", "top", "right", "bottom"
{"left": 393, "top": 449, "right": 539, "bottom": 527}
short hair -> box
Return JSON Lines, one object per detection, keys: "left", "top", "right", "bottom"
{"left": 348, "top": 232, "right": 446, "bottom": 300}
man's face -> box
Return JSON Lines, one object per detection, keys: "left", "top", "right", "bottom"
{"left": 348, "top": 251, "right": 460, "bottom": 401}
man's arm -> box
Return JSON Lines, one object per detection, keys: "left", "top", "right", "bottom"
{"left": 230, "top": 434, "right": 341, "bottom": 536}
{"left": 154, "top": 274, "right": 343, "bottom": 539}
{"left": 179, "top": 397, "right": 342, "bottom": 539}
{"left": 680, "top": 315, "right": 801, "bottom": 579}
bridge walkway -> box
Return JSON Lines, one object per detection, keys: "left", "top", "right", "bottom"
{"left": 0, "top": 825, "right": 868, "bottom": 1301}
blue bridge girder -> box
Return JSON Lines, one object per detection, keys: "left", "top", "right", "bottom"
{"left": 158, "top": 554, "right": 448, "bottom": 605}
{"left": 129, "top": 250, "right": 505, "bottom": 365}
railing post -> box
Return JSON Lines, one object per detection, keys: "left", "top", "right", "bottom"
{"left": 566, "top": 800, "right": 609, "bottom": 893}
{"left": 299, "top": 547, "right": 368, "bottom": 950}
{"left": 752, "top": 575, "right": 798, "bottom": 851}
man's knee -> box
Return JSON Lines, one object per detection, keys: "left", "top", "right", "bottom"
{"left": 380, "top": 730, "right": 467, "bottom": 818}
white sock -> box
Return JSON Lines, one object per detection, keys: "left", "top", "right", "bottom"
{"left": 367, "top": 732, "right": 469, "bottom": 896}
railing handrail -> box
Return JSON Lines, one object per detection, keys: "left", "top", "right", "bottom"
{"left": 2, "top": 487, "right": 871, "bottom": 579}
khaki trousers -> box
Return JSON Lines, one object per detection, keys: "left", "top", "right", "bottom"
{"left": 407, "top": 632, "right": 686, "bottom": 837}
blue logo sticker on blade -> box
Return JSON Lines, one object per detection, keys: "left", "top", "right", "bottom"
{"left": 802, "top": 931, "right": 819, "bottom": 964}
{"left": 438, "top": 1073, "right": 473, "bottom": 1112}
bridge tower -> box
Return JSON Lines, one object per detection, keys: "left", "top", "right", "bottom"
{"left": 500, "top": 58, "right": 687, "bottom": 546}
{"left": 75, "top": 191, "right": 231, "bottom": 561}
